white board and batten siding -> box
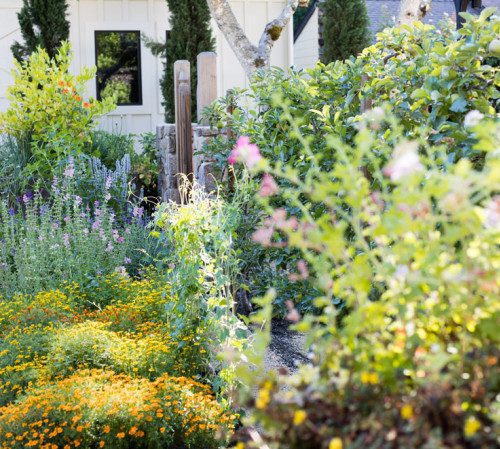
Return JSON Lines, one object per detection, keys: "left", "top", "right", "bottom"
{"left": 0, "top": 0, "right": 294, "bottom": 134}
{"left": 293, "top": 7, "right": 319, "bottom": 70}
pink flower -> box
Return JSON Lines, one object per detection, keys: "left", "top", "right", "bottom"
{"left": 289, "top": 259, "right": 309, "bottom": 281}
{"left": 228, "top": 136, "right": 262, "bottom": 168}
{"left": 252, "top": 227, "right": 274, "bottom": 246}
{"left": 269, "top": 208, "right": 298, "bottom": 231}
{"left": 285, "top": 300, "right": 301, "bottom": 323}
{"left": 228, "top": 152, "right": 238, "bottom": 165}
{"left": 383, "top": 141, "right": 423, "bottom": 182}
{"left": 259, "top": 174, "right": 279, "bottom": 197}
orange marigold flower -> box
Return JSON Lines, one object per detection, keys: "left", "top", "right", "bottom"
{"left": 99, "top": 441, "right": 105, "bottom": 448}
{"left": 83, "top": 102, "right": 91, "bottom": 108}
{"left": 129, "top": 426, "right": 137, "bottom": 436}
{"left": 103, "top": 425, "right": 110, "bottom": 434}
{"left": 58, "top": 80, "right": 65, "bottom": 87}
{"left": 117, "top": 432, "right": 125, "bottom": 439}
{"left": 74, "top": 95, "right": 82, "bottom": 102}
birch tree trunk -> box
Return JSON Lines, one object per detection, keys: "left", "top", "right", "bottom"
{"left": 398, "top": 0, "right": 433, "bottom": 25}
{"left": 206, "top": 0, "right": 309, "bottom": 79}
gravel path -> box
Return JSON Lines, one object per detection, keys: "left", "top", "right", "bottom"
{"left": 265, "top": 319, "right": 308, "bottom": 373}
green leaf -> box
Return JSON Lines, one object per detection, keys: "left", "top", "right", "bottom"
{"left": 450, "top": 97, "right": 468, "bottom": 113}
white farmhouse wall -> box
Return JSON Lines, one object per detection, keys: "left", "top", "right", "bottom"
{"left": 0, "top": 0, "right": 293, "bottom": 134}
{"left": 293, "top": 7, "right": 319, "bottom": 70}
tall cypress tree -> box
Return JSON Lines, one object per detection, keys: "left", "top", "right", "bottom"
{"left": 11, "top": 0, "right": 70, "bottom": 61}
{"left": 147, "top": 0, "right": 215, "bottom": 122}
{"left": 320, "top": 0, "right": 371, "bottom": 63}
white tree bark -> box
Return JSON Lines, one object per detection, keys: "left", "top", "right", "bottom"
{"left": 398, "top": 0, "right": 433, "bottom": 26}
{"left": 207, "top": 0, "right": 309, "bottom": 79}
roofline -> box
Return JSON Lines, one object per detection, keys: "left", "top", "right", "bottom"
{"left": 294, "top": 0, "right": 318, "bottom": 43}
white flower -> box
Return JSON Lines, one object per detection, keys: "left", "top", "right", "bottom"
{"left": 463, "top": 110, "right": 484, "bottom": 128}
{"left": 484, "top": 196, "right": 500, "bottom": 229}
{"left": 383, "top": 141, "right": 423, "bottom": 182}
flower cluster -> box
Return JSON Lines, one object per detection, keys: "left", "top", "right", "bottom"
{"left": 0, "top": 272, "right": 215, "bottom": 414}
{"left": 0, "top": 175, "right": 145, "bottom": 297}
{"left": 0, "top": 370, "right": 236, "bottom": 449}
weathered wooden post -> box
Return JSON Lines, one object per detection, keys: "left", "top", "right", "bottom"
{"left": 174, "top": 60, "right": 193, "bottom": 200}
{"left": 196, "top": 52, "right": 218, "bottom": 125}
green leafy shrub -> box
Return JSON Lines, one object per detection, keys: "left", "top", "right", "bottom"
{"left": 151, "top": 183, "right": 249, "bottom": 390}
{"left": 88, "top": 130, "right": 135, "bottom": 168}
{"left": 202, "top": 11, "right": 499, "bottom": 315}
{"left": 205, "top": 10, "right": 498, "bottom": 173}
{"left": 0, "top": 136, "right": 32, "bottom": 202}
{"left": 0, "top": 42, "right": 115, "bottom": 185}
{"left": 232, "top": 107, "right": 499, "bottom": 448}
{"left": 87, "top": 130, "right": 159, "bottom": 203}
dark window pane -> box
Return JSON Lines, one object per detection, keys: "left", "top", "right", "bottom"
{"left": 95, "top": 31, "right": 142, "bottom": 105}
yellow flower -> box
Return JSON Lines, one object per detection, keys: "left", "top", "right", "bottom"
{"left": 329, "top": 437, "right": 343, "bottom": 449}
{"left": 117, "top": 432, "right": 125, "bottom": 439}
{"left": 464, "top": 416, "right": 481, "bottom": 438}
{"left": 160, "top": 427, "right": 166, "bottom": 433}
{"left": 400, "top": 404, "right": 414, "bottom": 420}
{"left": 255, "top": 388, "right": 271, "bottom": 410}
{"left": 293, "top": 410, "right": 307, "bottom": 426}
{"left": 360, "top": 372, "right": 379, "bottom": 385}
{"left": 129, "top": 426, "right": 138, "bottom": 436}
{"left": 235, "top": 443, "right": 245, "bottom": 449}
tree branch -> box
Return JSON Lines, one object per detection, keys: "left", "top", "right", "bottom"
{"left": 206, "top": 0, "right": 259, "bottom": 77}
{"left": 207, "top": 0, "right": 309, "bottom": 78}
{"left": 257, "top": 0, "right": 303, "bottom": 62}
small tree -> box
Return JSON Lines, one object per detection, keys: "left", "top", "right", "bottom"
{"left": 11, "top": 0, "right": 70, "bottom": 61}
{"left": 320, "top": 0, "right": 371, "bottom": 63}
{"left": 147, "top": 0, "right": 215, "bottom": 122}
